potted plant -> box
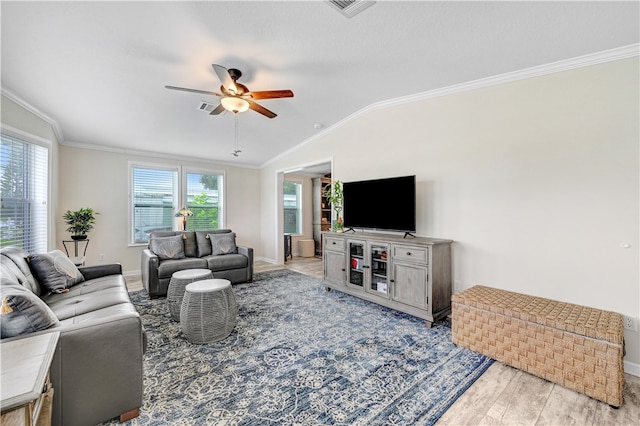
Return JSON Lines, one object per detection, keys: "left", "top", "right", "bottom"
{"left": 323, "top": 180, "right": 344, "bottom": 232}
{"left": 63, "top": 207, "right": 98, "bottom": 240}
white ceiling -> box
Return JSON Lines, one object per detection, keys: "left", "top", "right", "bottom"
{"left": 2, "top": 1, "right": 638, "bottom": 168}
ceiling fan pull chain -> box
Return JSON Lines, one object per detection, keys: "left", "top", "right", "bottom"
{"left": 233, "top": 112, "right": 241, "bottom": 157}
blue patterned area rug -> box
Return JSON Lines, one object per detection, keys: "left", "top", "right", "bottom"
{"left": 110, "top": 270, "right": 492, "bottom": 425}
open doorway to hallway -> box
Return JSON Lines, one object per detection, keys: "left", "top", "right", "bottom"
{"left": 280, "top": 160, "right": 332, "bottom": 263}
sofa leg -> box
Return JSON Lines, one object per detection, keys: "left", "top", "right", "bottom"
{"left": 120, "top": 407, "right": 140, "bottom": 422}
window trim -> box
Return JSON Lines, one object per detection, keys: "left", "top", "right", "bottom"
{"left": 128, "top": 162, "right": 227, "bottom": 246}
{"left": 181, "top": 167, "right": 226, "bottom": 231}
{"left": 128, "top": 161, "right": 180, "bottom": 246}
{"left": 1, "top": 124, "right": 53, "bottom": 251}
{"left": 283, "top": 178, "right": 303, "bottom": 236}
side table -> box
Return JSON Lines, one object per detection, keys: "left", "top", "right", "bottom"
{"left": 62, "top": 239, "right": 89, "bottom": 266}
{"left": 180, "top": 279, "right": 237, "bottom": 344}
{"left": 167, "top": 269, "right": 213, "bottom": 321}
{"left": 284, "top": 234, "right": 292, "bottom": 262}
{"left": 1, "top": 331, "right": 60, "bottom": 426}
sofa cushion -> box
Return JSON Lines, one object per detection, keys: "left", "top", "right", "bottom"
{"left": 58, "top": 302, "right": 140, "bottom": 326}
{"left": 157, "top": 258, "right": 208, "bottom": 279}
{"left": 149, "top": 235, "right": 185, "bottom": 260}
{"left": 204, "top": 254, "right": 248, "bottom": 272}
{"left": 27, "top": 250, "right": 85, "bottom": 294}
{"left": 43, "top": 285, "right": 132, "bottom": 321}
{"left": 210, "top": 232, "right": 238, "bottom": 255}
{"left": 0, "top": 283, "right": 60, "bottom": 338}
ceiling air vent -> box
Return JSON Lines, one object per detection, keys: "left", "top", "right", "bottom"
{"left": 198, "top": 101, "right": 216, "bottom": 113}
{"left": 326, "top": 0, "right": 375, "bottom": 18}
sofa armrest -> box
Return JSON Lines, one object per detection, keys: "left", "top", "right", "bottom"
{"left": 78, "top": 263, "right": 122, "bottom": 281}
{"left": 238, "top": 246, "right": 253, "bottom": 282}
{"left": 4, "top": 311, "right": 145, "bottom": 426}
{"left": 51, "top": 312, "right": 144, "bottom": 426}
{"left": 141, "top": 249, "right": 159, "bottom": 296}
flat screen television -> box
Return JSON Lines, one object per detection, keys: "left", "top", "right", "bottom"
{"left": 343, "top": 175, "right": 416, "bottom": 233}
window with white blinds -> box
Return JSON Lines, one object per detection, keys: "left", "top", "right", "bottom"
{"left": 0, "top": 133, "right": 49, "bottom": 253}
{"left": 283, "top": 180, "right": 302, "bottom": 234}
{"left": 185, "top": 171, "right": 223, "bottom": 231}
{"left": 130, "top": 165, "right": 178, "bottom": 244}
{"left": 130, "top": 165, "right": 225, "bottom": 244}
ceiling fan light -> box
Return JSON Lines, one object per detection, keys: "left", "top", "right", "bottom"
{"left": 221, "top": 97, "right": 250, "bottom": 113}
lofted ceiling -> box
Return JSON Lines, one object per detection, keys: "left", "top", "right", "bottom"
{"left": 1, "top": 1, "right": 638, "bottom": 168}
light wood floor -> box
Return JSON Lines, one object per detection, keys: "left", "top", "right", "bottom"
{"left": 127, "top": 256, "right": 640, "bottom": 425}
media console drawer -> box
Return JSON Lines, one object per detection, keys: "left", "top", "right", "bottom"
{"left": 324, "top": 236, "right": 345, "bottom": 252}
{"left": 392, "top": 244, "right": 428, "bottom": 264}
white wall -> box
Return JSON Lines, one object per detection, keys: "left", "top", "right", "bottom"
{"left": 57, "top": 145, "right": 262, "bottom": 273}
{"left": 259, "top": 58, "right": 640, "bottom": 368}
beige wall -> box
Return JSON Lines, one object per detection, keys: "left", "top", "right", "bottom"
{"left": 57, "top": 145, "right": 261, "bottom": 272}
{"left": 259, "top": 58, "right": 640, "bottom": 367}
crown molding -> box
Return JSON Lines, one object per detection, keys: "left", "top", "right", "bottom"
{"left": 1, "top": 87, "right": 65, "bottom": 143}
{"left": 262, "top": 43, "right": 639, "bottom": 168}
{"left": 60, "top": 139, "right": 261, "bottom": 170}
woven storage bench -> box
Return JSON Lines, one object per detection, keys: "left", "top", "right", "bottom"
{"left": 451, "top": 285, "right": 624, "bottom": 407}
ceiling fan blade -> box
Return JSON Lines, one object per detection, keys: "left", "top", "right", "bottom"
{"left": 212, "top": 64, "right": 238, "bottom": 94}
{"left": 247, "top": 100, "right": 277, "bottom": 118}
{"left": 249, "top": 90, "right": 294, "bottom": 100}
{"left": 165, "top": 85, "right": 222, "bottom": 96}
{"left": 209, "top": 103, "right": 226, "bottom": 115}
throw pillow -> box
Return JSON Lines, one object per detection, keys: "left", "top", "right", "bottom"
{"left": 210, "top": 232, "right": 238, "bottom": 255}
{"left": 196, "top": 231, "right": 213, "bottom": 257}
{"left": 28, "top": 250, "right": 85, "bottom": 294}
{"left": 176, "top": 231, "right": 197, "bottom": 257}
{"left": 149, "top": 235, "right": 186, "bottom": 260}
{"left": 0, "top": 283, "right": 60, "bottom": 338}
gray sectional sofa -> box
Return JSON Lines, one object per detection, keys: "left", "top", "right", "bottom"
{"left": 141, "top": 229, "right": 253, "bottom": 298}
{"left": 0, "top": 247, "right": 145, "bottom": 426}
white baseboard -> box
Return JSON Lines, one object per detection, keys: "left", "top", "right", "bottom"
{"left": 624, "top": 360, "right": 640, "bottom": 377}
{"left": 254, "top": 256, "right": 278, "bottom": 264}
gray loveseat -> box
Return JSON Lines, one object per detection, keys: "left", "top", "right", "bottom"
{"left": 141, "top": 229, "right": 253, "bottom": 298}
{"left": 0, "top": 247, "right": 146, "bottom": 426}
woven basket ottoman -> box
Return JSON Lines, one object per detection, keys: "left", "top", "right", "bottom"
{"left": 452, "top": 285, "right": 624, "bottom": 407}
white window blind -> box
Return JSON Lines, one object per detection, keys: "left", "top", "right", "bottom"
{"left": 131, "top": 166, "right": 178, "bottom": 244}
{"left": 283, "top": 181, "right": 302, "bottom": 234}
{"left": 184, "top": 171, "right": 223, "bottom": 231}
{"left": 0, "top": 133, "right": 48, "bottom": 253}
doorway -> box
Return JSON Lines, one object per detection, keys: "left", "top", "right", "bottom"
{"left": 277, "top": 160, "right": 332, "bottom": 264}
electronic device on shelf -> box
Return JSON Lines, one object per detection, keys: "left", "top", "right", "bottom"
{"left": 342, "top": 175, "right": 416, "bottom": 237}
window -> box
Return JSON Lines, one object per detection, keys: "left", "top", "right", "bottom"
{"left": 130, "top": 165, "right": 178, "bottom": 244}
{"left": 184, "top": 170, "right": 224, "bottom": 231}
{"left": 283, "top": 180, "right": 302, "bottom": 234}
{"left": 129, "top": 164, "right": 225, "bottom": 244}
{"left": 0, "top": 133, "right": 48, "bottom": 253}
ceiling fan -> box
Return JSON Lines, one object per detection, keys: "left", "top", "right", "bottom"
{"left": 165, "top": 64, "right": 294, "bottom": 118}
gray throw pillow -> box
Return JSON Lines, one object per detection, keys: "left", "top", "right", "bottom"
{"left": 0, "top": 283, "right": 60, "bottom": 338}
{"left": 196, "top": 231, "right": 213, "bottom": 257}
{"left": 149, "top": 235, "right": 186, "bottom": 260}
{"left": 28, "top": 250, "right": 85, "bottom": 294}
{"left": 210, "top": 232, "right": 237, "bottom": 255}
{"left": 176, "top": 231, "right": 197, "bottom": 257}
